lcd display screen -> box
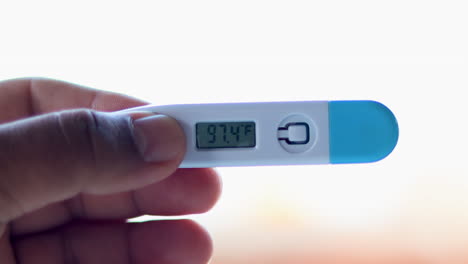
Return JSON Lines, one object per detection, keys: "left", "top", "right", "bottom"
{"left": 196, "top": 121, "right": 256, "bottom": 149}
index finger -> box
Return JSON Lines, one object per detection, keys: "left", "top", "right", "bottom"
{"left": 0, "top": 77, "right": 147, "bottom": 123}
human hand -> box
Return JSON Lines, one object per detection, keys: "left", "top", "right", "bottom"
{"left": 0, "top": 78, "right": 221, "bottom": 264}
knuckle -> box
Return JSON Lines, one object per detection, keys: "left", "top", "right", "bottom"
{"left": 56, "top": 109, "right": 99, "bottom": 156}
{"left": 56, "top": 109, "right": 138, "bottom": 190}
{"left": 52, "top": 109, "right": 97, "bottom": 189}
{"left": 55, "top": 109, "right": 101, "bottom": 184}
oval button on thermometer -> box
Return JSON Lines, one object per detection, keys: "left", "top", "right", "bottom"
{"left": 122, "top": 101, "right": 399, "bottom": 168}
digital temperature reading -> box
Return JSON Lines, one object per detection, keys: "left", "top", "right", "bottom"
{"left": 196, "top": 122, "right": 256, "bottom": 149}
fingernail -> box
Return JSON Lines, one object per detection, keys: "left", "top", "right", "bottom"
{"left": 132, "top": 114, "right": 185, "bottom": 162}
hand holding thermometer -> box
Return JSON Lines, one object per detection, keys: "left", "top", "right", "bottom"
{"left": 123, "top": 101, "right": 398, "bottom": 168}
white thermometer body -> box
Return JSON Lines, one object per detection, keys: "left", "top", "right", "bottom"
{"left": 124, "top": 101, "right": 398, "bottom": 168}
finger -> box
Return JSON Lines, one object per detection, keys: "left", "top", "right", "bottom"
{"left": 131, "top": 167, "right": 222, "bottom": 216}
{"left": 0, "top": 77, "right": 147, "bottom": 123}
{"left": 73, "top": 168, "right": 221, "bottom": 218}
{"left": 12, "top": 220, "right": 212, "bottom": 264}
{"left": 10, "top": 168, "right": 222, "bottom": 236}
{"left": 0, "top": 110, "right": 186, "bottom": 224}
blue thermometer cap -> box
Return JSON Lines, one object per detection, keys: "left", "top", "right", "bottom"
{"left": 328, "top": 101, "right": 399, "bottom": 164}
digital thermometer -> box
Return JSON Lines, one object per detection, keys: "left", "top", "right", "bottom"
{"left": 123, "top": 101, "right": 398, "bottom": 168}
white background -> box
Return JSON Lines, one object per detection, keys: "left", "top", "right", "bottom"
{"left": 1, "top": 0, "right": 467, "bottom": 262}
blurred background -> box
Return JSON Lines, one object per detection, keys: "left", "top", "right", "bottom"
{"left": 1, "top": 0, "right": 467, "bottom": 263}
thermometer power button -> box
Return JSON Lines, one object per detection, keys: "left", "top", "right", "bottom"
{"left": 277, "top": 115, "right": 316, "bottom": 153}
{"left": 278, "top": 122, "right": 310, "bottom": 145}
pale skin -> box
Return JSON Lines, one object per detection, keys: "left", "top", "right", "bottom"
{"left": 0, "top": 78, "right": 222, "bottom": 264}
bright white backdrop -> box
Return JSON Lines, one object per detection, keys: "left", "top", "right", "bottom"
{"left": 1, "top": 1, "right": 467, "bottom": 263}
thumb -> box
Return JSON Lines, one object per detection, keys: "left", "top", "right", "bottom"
{"left": 0, "top": 109, "right": 186, "bottom": 222}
